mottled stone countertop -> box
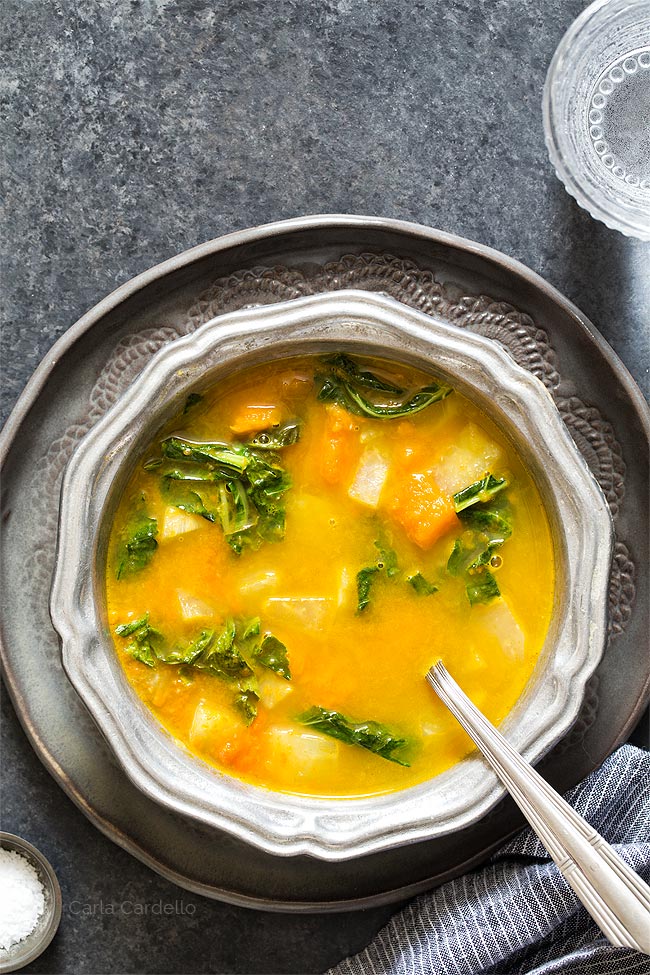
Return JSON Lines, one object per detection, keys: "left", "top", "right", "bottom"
{"left": 1, "top": 1, "right": 648, "bottom": 973}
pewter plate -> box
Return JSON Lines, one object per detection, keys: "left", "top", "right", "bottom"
{"left": 1, "top": 215, "right": 648, "bottom": 909}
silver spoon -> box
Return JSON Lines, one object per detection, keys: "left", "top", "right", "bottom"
{"left": 426, "top": 660, "right": 650, "bottom": 954}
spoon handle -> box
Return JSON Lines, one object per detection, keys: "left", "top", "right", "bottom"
{"left": 426, "top": 661, "right": 650, "bottom": 954}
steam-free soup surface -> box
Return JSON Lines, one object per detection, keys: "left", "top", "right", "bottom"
{"left": 106, "top": 354, "right": 554, "bottom": 797}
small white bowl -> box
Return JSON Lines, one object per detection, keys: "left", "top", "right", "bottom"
{"left": 0, "top": 833, "right": 61, "bottom": 973}
{"left": 50, "top": 290, "right": 613, "bottom": 860}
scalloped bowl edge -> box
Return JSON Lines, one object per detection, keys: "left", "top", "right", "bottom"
{"left": 49, "top": 290, "right": 613, "bottom": 860}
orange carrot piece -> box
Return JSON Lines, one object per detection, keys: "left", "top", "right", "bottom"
{"left": 221, "top": 717, "right": 267, "bottom": 772}
{"left": 319, "top": 405, "right": 362, "bottom": 486}
{"left": 388, "top": 469, "right": 459, "bottom": 548}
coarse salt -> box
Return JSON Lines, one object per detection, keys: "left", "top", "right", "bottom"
{"left": 0, "top": 848, "right": 46, "bottom": 950}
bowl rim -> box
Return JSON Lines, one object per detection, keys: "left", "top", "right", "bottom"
{"left": 0, "top": 832, "right": 62, "bottom": 973}
{"left": 49, "top": 289, "right": 613, "bottom": 860}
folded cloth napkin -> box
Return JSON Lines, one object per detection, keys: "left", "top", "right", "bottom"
{"left": 329, "top": 744, "right": 650, "bottom": 975}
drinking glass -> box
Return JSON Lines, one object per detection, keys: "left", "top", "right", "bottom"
{"left": 543, "top": 0, "right": 650, "bottom": 240}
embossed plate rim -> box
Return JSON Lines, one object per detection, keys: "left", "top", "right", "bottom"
{"left": 1, "top": 214, "right": 648, "bottom": 910}
{"left": 3, "top": 215, "right": 649, "bottom": 449}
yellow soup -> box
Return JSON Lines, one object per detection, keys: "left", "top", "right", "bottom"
{"left": 106, "top": 353, "right": 554, "bottom": 798}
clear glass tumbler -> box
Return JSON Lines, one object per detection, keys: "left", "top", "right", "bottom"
{"left": 543, "top": 0, "right": 650, "bottom": 240}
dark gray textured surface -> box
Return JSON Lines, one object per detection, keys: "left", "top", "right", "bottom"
{"left": 1, "top": 1, "right": 648, "bottom": 973}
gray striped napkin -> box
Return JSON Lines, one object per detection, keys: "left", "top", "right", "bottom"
{"left": 329, "top": 744, "right": 650, "bottom": 975}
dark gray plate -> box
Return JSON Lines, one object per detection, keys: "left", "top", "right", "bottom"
{"left": 1, "top": 215, "right": 648, "bottom": 911}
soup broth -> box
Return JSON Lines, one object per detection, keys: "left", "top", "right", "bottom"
{"left": 105, "top": 353, "right": 554, "bottom": 798}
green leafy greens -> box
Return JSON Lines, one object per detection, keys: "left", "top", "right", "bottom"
{"left": 447, "top": 478, "right": 513, "bottom": 605}
{"left": 253, "top": 634, "right": 291, "bottom": 680}
{"left": 115, "top": 613, "right": 162, "bottom": 667}
{"left": 375, "top": 541, "right": 400, "bottom": 578}
{"left": 356, "top": 565, "right": 379, "bottom": 612}
{"left": 356, "top": 540, "right": 400, "bottom": 612}
{"left": 234, "top": 684, "right": 260, "bottom": 725}
{"left": 115, "top": 497, "right": 158, "bottom": 579}
{"left": 115, "top": 614, "right": 291, "bottom": 725}
{"left": 458, "top": 503, "right": 512, "bottom": 539}
{"left": 160, "top": 479, "right": 216, "bottom": 522}
{"left": 407, "top": 572, "right": 438, "bottom": 596}
{"left": 297, "top": 706, "right": 411, "bottom": 766}
{"left": 466, "top": 572, "right": 501, "bottom": 605}
{"left": 356, "top": 541, "right": 446, "bottom": 610}
{"left": 144, "top": 423, "right": 300, "bottom": 554}
{"left": 315, "top": 353, "right": 452, "bottom": 419}
{"left": 453, "top": 473, "right": 508, "bottom": 513}
{"left": 241, "top": 616, "right": 261, "bottom": 640}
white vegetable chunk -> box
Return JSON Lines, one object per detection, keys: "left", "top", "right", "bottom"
{"left": 348, "top": 448, "right": 390, "bottom": 508}
{"left": 189, "top": 700, "right": 241, "bottom": 744}
{"left": 239, "top": 570, "right": 279, "bottom": 594}
{"left": 176, "top": 590, "right": 215, "bottom": 620}
{"left": 265, "top": 597, "right": 333, "bottom": 628}
{"left": 257, "top": 672, "right": 293, "bottom": 709}
{"left": 337, "top": 567, "right": 352, "bottom": 609}
{"left": 147, "top": 669, "right": 171, "bottom": 708}
{"left": 160, "top": 506, "right": 205, "bottom": 540}
{"left": 266, "top": 726, "right": 339, "bottom": 771}
{"left": 475, "top": 597, "right": 525, "bottom": 660}
{"left": 433, "top": 423, "right": 504, "bottom": 495}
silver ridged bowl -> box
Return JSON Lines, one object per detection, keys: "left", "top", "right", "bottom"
{"left": 49, "top": 290, "right": 613, "bottom": 860}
